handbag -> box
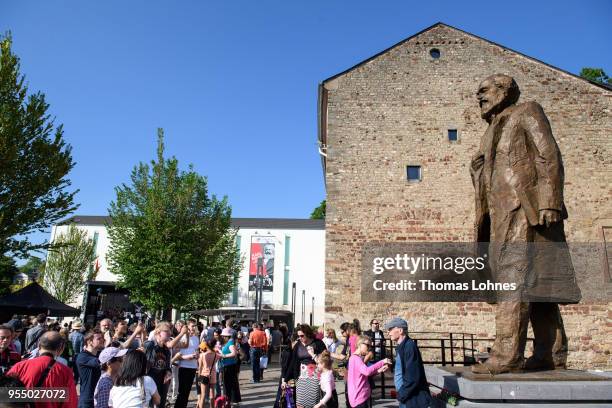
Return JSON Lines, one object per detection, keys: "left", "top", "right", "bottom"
{"left": 260, "top": 355, "right": 269, "bottom": 369}
{"left": 284, "top": 387, "right": 296, "bottom": 408}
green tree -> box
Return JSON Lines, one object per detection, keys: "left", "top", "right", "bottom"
{"left": 107, "top": 129, "right": 241, "bottom": 313}
{"left": 0, "top": 34, "right": 78, "bottom": 266}
{"left": 19, "top": 255, "right": 45, "bottom": 278}
{"left": 42, "top": 224, "right": 96, "bottom": 304}
{"left": 310, "top": 200, "right": 326, "bottom": 219}
{"left": 0, "top": 255, "right": 18, "bottom": 295}
{"left": 579, "top": 67, "right": 611, "bottom": 85}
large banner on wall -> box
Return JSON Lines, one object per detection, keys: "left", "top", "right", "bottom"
{"left": 249, "top": 236, "right": 275, "bottom": 293}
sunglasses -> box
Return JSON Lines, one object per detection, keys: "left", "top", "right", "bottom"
{"left": 297, "top": 334, "right": 305, "bottom": 338}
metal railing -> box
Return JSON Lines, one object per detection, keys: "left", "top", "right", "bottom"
{"left": 372, "top": 331, "right": 494, "bottom": 399}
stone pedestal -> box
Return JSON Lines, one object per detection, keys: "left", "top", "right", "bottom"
{"left": 426, "top": 366, "right": 612, "bottom": 407}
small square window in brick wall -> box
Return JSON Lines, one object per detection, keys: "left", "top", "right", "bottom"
{"left": 407, "top": 165, "right": 421, "bottom": 182}
{"left": 448, "top": 129, "right": 458, "bottom": 141}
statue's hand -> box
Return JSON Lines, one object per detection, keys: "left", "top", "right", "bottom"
{"left": 471, "top": 153, "right": 485, "bottom": 173}
{"left": 538, "top": 209, "right": 560, "bottom": 227}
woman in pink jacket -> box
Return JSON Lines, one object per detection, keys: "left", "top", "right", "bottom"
{"left": 347, "top": 335, "right": 391, "bottom": 408}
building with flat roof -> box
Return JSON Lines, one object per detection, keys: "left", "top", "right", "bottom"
{"left": 50, "top": 215, "right": 325, "bottom": 325}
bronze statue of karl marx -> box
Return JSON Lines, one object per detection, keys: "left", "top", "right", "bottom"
{"left": 470, "top": 74, "right": 580, "bottom": 374}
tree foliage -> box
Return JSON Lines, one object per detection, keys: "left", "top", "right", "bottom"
{"left": 107, "top": 129, "right": 241, "bottom": 313}
{"left": 0, "top": 34, "right": 78, "bottom": 263}
{"left": 19, "top": 255, "right": 45, "bottom": 278}
{"left": 579, "top": 67, "right": 611, "bottom": 85}
{"left": 42, "top": 224, "right": 96, "bottom": 304}
{"left": 310, "top": 200, "right": 326, "bottom": 219}
{"left": 0, "top": 255, "right": 18, "bottom": 295}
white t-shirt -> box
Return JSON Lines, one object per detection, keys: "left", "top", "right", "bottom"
{"left": 178, "top": 335, "right": 199, "bottom": 369}
{"left": 108, "top": 376, "right": 157, "bottom": 408}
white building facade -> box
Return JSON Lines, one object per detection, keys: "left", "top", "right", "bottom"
{"left": 49, "top": 216, "right": 326, "bottom": 325}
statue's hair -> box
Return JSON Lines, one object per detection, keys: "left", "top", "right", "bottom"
{"left": 488, "top": 74, "right": 520, "bottom": 105}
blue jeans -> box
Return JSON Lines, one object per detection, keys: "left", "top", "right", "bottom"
{"left": 250, "top": 347, "right": 262, "bottom": 381}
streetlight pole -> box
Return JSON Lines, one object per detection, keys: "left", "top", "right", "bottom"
{"left": 301, "top": 290, "right": 305, "bottom": 324}
{"left": 311, "top": 296, "right": 315, "bottom": 326}
{"left": 255, "top": 257, "right": 263, "bottom": 323}
{"left": 290, "top": 282, "right": 296, "bottom": 329}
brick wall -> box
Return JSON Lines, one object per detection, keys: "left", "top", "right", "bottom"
{"left": 323, "top": 24, "right": 611, "bottom": 369}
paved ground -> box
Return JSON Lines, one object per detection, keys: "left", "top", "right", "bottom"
{"left": 180, "top": 362, "right": 401, "bottom": 407}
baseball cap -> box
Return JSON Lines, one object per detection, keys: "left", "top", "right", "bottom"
{"left": 384, "top": 317, "right": 408, "bottom": 331}
{"left": 98, "top": 347, "right": 128, "bottom": 364}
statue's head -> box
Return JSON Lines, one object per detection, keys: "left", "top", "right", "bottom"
{"left": 477, "top": 74, "right": 520, "bottom": 122}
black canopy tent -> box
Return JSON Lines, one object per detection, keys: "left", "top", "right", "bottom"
{"left": 0, "top": 281, "right": 80, "bottom": 319}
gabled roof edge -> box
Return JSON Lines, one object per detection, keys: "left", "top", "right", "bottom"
{"left": 321, "top": 22, "right": 612, "bottom": 92}
{"left": 321, "top": 22, "right": 446, "bottom": 85}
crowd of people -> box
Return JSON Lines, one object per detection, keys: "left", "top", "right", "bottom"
{"left": 278, "top": 318, "right": 431, "bottom": 408}
{"left": 0, "top": 314, "right": 433, "bottom": 408}
{"left": 0, "top": 314, "right": 288, "bottom": 408}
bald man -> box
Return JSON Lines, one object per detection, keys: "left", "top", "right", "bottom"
{"left": 8, "top": 331, "right": 78, "bottom": 408}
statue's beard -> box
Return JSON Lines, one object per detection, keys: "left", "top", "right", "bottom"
{"left": 480, "top": 96, "right": 510, "bottom": 121}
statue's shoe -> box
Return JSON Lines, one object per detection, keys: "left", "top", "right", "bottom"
{"left": 471, "top": 358, "right": 523, "bottom": 375}
{"left": 523, "top": 356, "right": 555, "bottom": 371}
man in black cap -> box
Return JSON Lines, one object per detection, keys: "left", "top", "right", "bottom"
{"left": 385, "top": 317, "right": 432, "bottom": 408}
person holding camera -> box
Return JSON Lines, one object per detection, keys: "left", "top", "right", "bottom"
{"left": 143, "top": 322, "right": 188, "bottom": 408}
{"left": 173, "top": 319, "right": 200, "bottom": 408}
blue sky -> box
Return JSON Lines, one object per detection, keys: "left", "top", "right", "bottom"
{"left": 1, "top": 1, "right": 611, "bottom": 259}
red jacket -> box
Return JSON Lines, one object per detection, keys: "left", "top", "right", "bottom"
{"left": 0, "top": 347, "right": 21, "bottom": 373}
{"left": 8, "top": 355, "right": 78, "bottom": 408}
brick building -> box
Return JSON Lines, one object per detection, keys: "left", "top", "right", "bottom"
{"left": 319, "top": 23, "right": 611, "bottom": 368}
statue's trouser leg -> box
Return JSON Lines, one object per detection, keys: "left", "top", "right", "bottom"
{"left": 529, "top": 303, "right": 567, "bottom": 368}
{"left": 552, "top": 306, "right": 568, "bottom": 368}
{"left": 529, "top": 302, "right": 557, "bottom": 363}
{"left": 491, "top": 300, "right": 529, "bottom": 369}
{"left": 488, "top": 206, "right": 531, "bottom": 370}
